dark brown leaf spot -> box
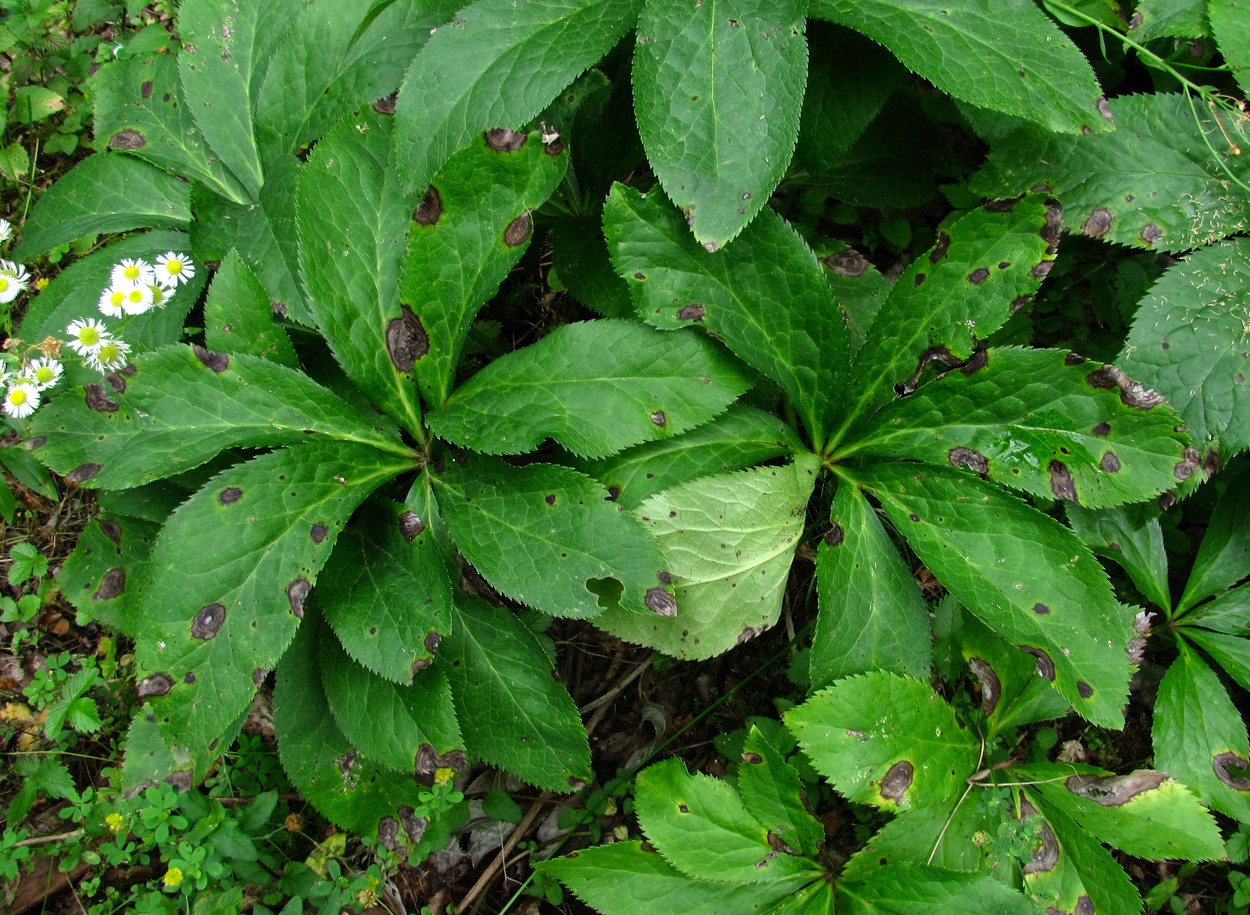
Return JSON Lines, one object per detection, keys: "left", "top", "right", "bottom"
{"left": 141, "top": 80, "right": 153, "bottom": 99}
{"left": 137, "top": 672, "right": 174, "bottom": 698}
{"left": 1081, "top": 207, "right": 1113, "bottom": 238}
{"left": 678, "top": 803, "right": 690, "bottom": 813}
{"left": 252, "top": 668, "right": 267, "bottom": 687}
{"left": 914, "top": 273, "right": 926, "bottom": 286}
{"left": 191, "top": 603, "right": 226, "bottom": 640}
{"left": 84, "top": 384, "right": 118, "bottom": 412}
{"left": 1097, "top": 96, "right": 1114, "bottom": 121}
{"left": 399, "top": 807, "right": 427, "bottom": 844}
{"left": 93, "top": 568, "right": 125, "bottom": 601}
{"left": 677, "top": 304, "right": 706, "bottom": 321}
{"left": 658, "top": 570, "right": 673, "bottom": 585}
{"left": 1175, "top": 447, "right": 1201, "bottom": 480}
{"left": 1022, "top": 646, "right": 1055, "bottom": 680}
{"left": 184, "top": 672, "right": 196, "bottom": 683}
{"left": 1024, "top": 822, "right": 1060, "bottom": 874}
{"left": 1089, "top": 422, "right": 1112, "bottom": 438}
{"left": 1076, "top": 680, "right": 1093, "bottom": 698}
{"left": 412, "top": 186, "right": 442, "bottom": 225}
{"left": 100, "top": 519, "right": 122, "bottom": 543}
{"left": 825, "top": 249, "right": 870, "bottom": 277}
{"left": 104, "top": 371, "right": 127, "bottom": 394}
{"left": 880, "top": 760, "right": 914, "bottom": 801}
{"left": 193, "top": 345, "right": 229, "bottom": 372}
{"left": 218, "top": 487, "right": 244, "bottom": 505}
{"left": 1065, "top": 770, "right": 1166, "bottom": 805}
{"left": 1031, "top": 260, "right": 1054, "bottom": 279}
{"left": 386, "top": 304, "right": 429, "bottom": 372}
{"left": 415, "top": 745, "right": 467, "bottom": 784}
{"left": 25, "top": 436, "right": 46, "bottom": 450}
{"left": 1048, "top": 461, "right": 1077, "bottom": 502}
{"left": 424, "top": 632, "right": 442, "bottom": 655}
{"left": 1010, "top": 295, "right": 1033, "bottom": 314}
{"left": 607, "top": 485, "right": 621, "bottom": 500}
{"left": 504, "top": 213, "right": 532, "bottom": 247}
{"left": 378, "top": 817, "right": 399, "bottom": 851}
{"left": 310, "top": 522, "right": 328, "bottom": 544}
{"left": 66, "top": 463, "right": 101, "bottom": 484}
{"left": 1041, "top": 204, "right": 1063, "bottom": 253}
{"left": 985, "top": 195, "right": 1022, "bottom": 213}
{"left": 1100, "top": 452, "right": 1121, "bottom": 473}
{"left": 400, "top": 511, "right": 425, "bottom": 542}
{"left": 1213, "top": 752, "right": 1250, "bottom": 790}
{"left": 645, "top": 587, "right": 677, "bottom": 617}
{"left": 968, "top": 658, "right": 1000, "bottom": 716}
{"left": 1159, "top": 491, "right": 1177, "bottom": 511}
{"left": 908, "top": 513, "right": 920, "bottom": 522}
{"left": 649, "top": 410, "right": 667, "bottom": 428}
{"left": 961, "top": 349, "right": 989, "bottom": 375}
{"left": 898, "top": 345, "right": 961, "bottom": 396}
{"left": 929, "top": 232, "right": 951, "bottom": 263}
{"left": 1139, "top": 223, "right": 1163, "bottom": 245}
{"left": 1075, "top": 896, "right": 1094, "bottom": 915}
{"left": 373, "top": 91, "right": 397, "bottom": 115}
{"left": 824, "top": 523, "right": 844, "bottom": 547}
{"left": 165, "top": 770, "right": 192, "bottom": 792}
{"left": 742, "top": 751, "right": 763, "bottom": 765}
{"left": 1085, "top": 364, "right": 1165, "bottom": 409}
{"left": 545, "top": 493, "right": 557, "bottom": 506}
{"left": 968, "top": 267, "right": 990, "bottom": 285}
{"left": 287, "top": 578, "right": 311, "bottom": 618}
{"left": 108, "top": 129, "right": 146, "bottom": 150}
{"left": 948, "top": 447, "right": 989, "bottom": 475}
{"left": 484, "top": 127, "right": 526, "bottom": 151}
{"left": 1033, "top": 602, "right": 1051, "bottom": 615}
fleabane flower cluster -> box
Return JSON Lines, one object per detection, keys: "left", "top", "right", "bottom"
{"left": 98, "top": 253, "right": 193, "bottom": 318}
{"left": 2, "top": 348, "right": 63, "bottom": 420}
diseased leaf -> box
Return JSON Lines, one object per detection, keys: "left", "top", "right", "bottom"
{"left": 440, "top": 596, "right": 590, "bottom": 790}
{"left": 811, "top": 480, "right": 932, "bottom": 687}
{"left": 596, "top": 456, "right": 818, "bottom": 660}
{"left": 785, "top": 672, "right": 981, "bottom": 812}
{"left": 130, "top": 442, "right": 406, "bottom": 782}
{"left": 635, "top": 758, "right": 819, "bottom": 884}
{"left": 632, "top": 0, "right": 806, "bottom": 249}
{"left": 393, "top": 0, "right": 644, "bottom": 196}
{"left": 57, "top": 515, "right": 159, "bottom": 637}
{"left": 319, "top": 501, "right": 452, "bottom": 685}
{"left": 436, "top": 456, "right": 668, "bottom": 619}
{"left": 857, "top": 462, "right": 1134, "bottom": 728}
{"left": 973, "top": 95, "right": 1250, "bottom": 253}
{"left": 848, "top": 347, "right": 1192, "bottom": 509}
{"left": 606, "top": 184, "right": 848, "bottom": 447}
{"left": 401, "top": 130, "right": 568, "bottom": 409}
{"left": 430, "top": 321, "right": 752, "bottom": 459}
{"left": 1210, "top": 0, "right": 1250, "bottom": 94}
{"left": 204, "top": 250, "right": 298, "bottom": 366}
{"left": 839, "top": 864, "right": 1038, "bottom": 915}
{"left": 1066, "top": 503, "right": 1171, "bottom": 613}
{"left": 739, "top": 726, "right": 825, "bottom": 858}
{"left": 14, "top": 154, "right": 190, "bottom": 260}
{"left": 807, "top": 0, "right": 1110, "bottom": 135}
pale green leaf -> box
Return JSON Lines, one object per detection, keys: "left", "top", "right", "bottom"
{"left": 632, "top": 0, "right": 806, "bottom": 249}
{"left": 204, "top": 250, "right": 299, "bottom": 367}
{"left": 596, "top": 456, "right": 818, "bottom": 660}
{"left": 1121, "top": 237, "right": 1250, "bottom": 458}
{"left": 430, "top": 321, "right": 752, "bottom": 459}
{"left": 1179, "top": 461, "right": 1250, "bottom": 612}
{"left": 635, "top": 758, "right": 820, "bottom": 884}
{"left": 857, "top": 462, "right": 1134, "bottom": 728}
{"left": 739, "top": 726, "right": 825, "bottom": 858}
{"left": 1066, "top": 503, "right": 1171, "bottom": 613}
{"left": 605, "top": 184, "right": 848, "bottom": 447}
{"left": 1210, "top": 0, "right": 1250, "bottom": 95}
{"left": 807, "top": 0, "right": 1109, "bottom": 135}
{"left": 14, "top": 154, "right": 190, "bottom": 260}
{"left": 847, "top": 347, "right": 1192, "bottom": 509}
{"left": 576, "top": 403, "right": 805, "bottom": 510}
{"left": 319, "top": 500, "right": 452, "bottom": 685}
{"left": 393, "top": 0, "right": 644, "bottom": 196}
{"left": 973, "top": 95, "right": 1250, "bottom": 253}
{"left": 31, "top": 345, "right": 407, "bottom": 490}
{"left": 57, "top": 515, "right": 159, "bottom": 636}
{"left": 839, "top": 864, "right": 1037, "bottom": 915}
{"left": 1131, "top": 0, "right": 1209, "bottom": 39}
{"left": 1154, "top": 637, "right": 1250, "bottom": 821}
{"left": 401, "top": 129, "right": 568, "bottom": 409}
{"left": 810, "top": 480, "right": 932, "bottom": 687}
{"left": 131, "top": 442, "right": 407, "bottom": 782}
{"left": 440, "top": 596, "right": 590, "bottom": 790}
{"left": 437, "top": 456, "right": 667, "bottom": 619}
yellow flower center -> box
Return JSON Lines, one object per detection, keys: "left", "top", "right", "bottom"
{"left": 167, "top": 259, "right": 183, "bottom": 275}
{"left": 79, "top": 328, "right": 101, "bottom": 346}
{"left": 9, "top": 389, "right": 28, "bottom": 406}
{"left": 123, "top": 265, "right": 141, "bottom": 280}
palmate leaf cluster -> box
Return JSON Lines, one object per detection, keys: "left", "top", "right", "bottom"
{"left": 8, "top": 0, "right": 1250, "bottom": 905}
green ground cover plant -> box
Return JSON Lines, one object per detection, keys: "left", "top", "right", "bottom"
{"left": 2, "top": 0, "right": 1250, "bottom": 910}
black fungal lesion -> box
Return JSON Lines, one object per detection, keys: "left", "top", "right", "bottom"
{"left": 108, "top": 129, "right": 147, "bottom": 150}
{"left": 504, "top": 213, "right": 532, "bottom": 247}
{"left": 399, "top": 511, "right": 425, "bottom": 541}
{"left": 929, "top": 231, "right": 951, "bottom": 262}
{"left": 218, "top": 486, "right": 244, "bottom": 505}
{"left": 373, "top": 91, "right": 398, "bottom": 115}
{"left": 1076, "top": 680, "right": 1093, "bottom": 698}
{"left": 824, "top": 523, "right": 845, "bottom": 547}
{"left": 100, "top": 519, "right": 123, "bottom": 543}
{"left": 385, "top": 304, "right": 430, "bottom": 373}
{"left": 190, "top": 602, "right": 227, "bottom": 640}
{"left": 192, "top": 344, "right": 230, "bottom": 373}
{"left": 484, "top": 127, "right": 526, "bottom": 152}
{"left": 287, "top": 578, "right": 311, "bottom": 618}
{"left": 544, "top": 493, "right": 557, "bottom": 506}
{"left": 1092, "top": 422, "right": 1112, "bottom": 437}
{"left": 84, "top": 384, "right": 119, "bottom": 412}
{"left": 948, "top": 447, "right": 989, "bottom": 476}
{"left": 967, "top": 267, "right": 990, "bottom": 285}
{"left": 66, "top": 463, "right": 102, "bottom": 485}
{"left": 93, "top": 568, "right": 125, "bottom": 601}
{"left": 896, "top": 345, "right": 962, "bottom": 396}
{"left": 412, "top": 186, "right": 443, "bottom": 225}
{"left": 645, "top": 587, "right": 678, "bottom": 617}
{"left": 1048, "top": 460, "right": 1078, "bottom": 502}
{"left": 677, "top": 304, "right": 706, "bottom": 322}
{"left": 879, "top": 760, "right": 914, "bottom": 801}
{"left": 137, "top": 672, "right": 174, "bottom": 698}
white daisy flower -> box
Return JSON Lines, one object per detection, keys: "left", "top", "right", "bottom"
{"left": 3, "top": 380, "right": 40, "bottom": 419}
{"left": 66, "top": 318, "right": 110, "bottom": 356}
{"left": 0, "top": 260, "right": 30, "bottom": 305}
{"left": 148, "top": 283, "right": 171, "bottom": 310}
{"left": 98, "top": 286, "right": 128, "bottom": 318}
{"left": 88, "top": 337, "right": 131, "bottom": 372}
{"left": 154, "top": 251, "right": 194, "bottom": 287}
{"left": 120, "top": 283, "right": 155, "bottom": 315}
{"left": 0, "top": 219, "right": 13, "bottom": 244}
{"left": 27, "top": 357, "right": 63, "bottom": 391}
{"left": 110, "top": 258, "right": 155, "bottom": 289}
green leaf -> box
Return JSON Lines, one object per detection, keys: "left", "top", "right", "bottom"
{"left": 1210, "top": 0, "right": 1250, "bottom": 94}
{"left": 577, "top": 403, "right": 805, "bottom": 510}
{"left": 972, "top": 95, "right": 1250, "bottom": 253}
{"left": 13, "top": 86, "right": 64, "bottom": 123}
{"left": 57, "top": 515, "right": 159, "bottom": 636}
{"left": 393, "top": 0, "right": 642, "bottom": 196}
{"left": 1179, "top": 459, "right": 1250, "bottom": 613}
{"left": 0, "top": 478, "right": 14, "bottom": 526}
{"left": 540, "top": 841, "right": 813, "bottom": 914}
{"left": 440, "top": 596, "right": 590, "bottom": 790}
{"left": 810, "top": 480, "right": 932, "bottom": 687}
{"left": 192, "top": 154, "right": 308, "bottom": 324}
{"left": 176, "top": 0, "right": 305, "bottom": 199}
{"left": 1153, "top": 637, "right": 1250, "bottom": 821}
{"left": 596, "top": 456, "right": 818, "bottom": 660}
{"left": 635, "top": 757, "right": 819, "bottom": 883}
{"left": 835, "top": 199, "right": 1061, "bottom": 437}
{"left": 430, "top": 321, "right": 752, "bottom": 459}
{"left": 632, "top": 0, "right": 806, "bottom": 250}
{"left": 605, "top": 184, "right": 848, "bottom": 448}
{"left": 840, "top": 788, "right": 997, "bottom": 879}
{"left": 1185, "top": 582, "right": 1250, "bottom": 634}
{"left": 31, "top": 345, "right": 407, "bottom": 491}
{"left": 847, "top": 347, "right": 1192, "bottom": 509}
{"left": 274, "top": 615, "right": 425, "bottom": 833}
{"left": 436, "top": 456, "right": 667, "bottom": 619}
{"left": 130, "top": 441, "right": 406, "bottom": 783}
{"left": 786, "top": 672, "right": 980, "bottom": 812}
{"left": 1131, "top": 0, "right": 1209, "bottom": 39}
{"left": 1025, "top": 760, "right": 1225, "bottom": 862}
{"left": 1185, "top": 627, "right": 1250, "bottom": 692}
{"left": 204, "top": 250, "right": 298, "bottom": 367}
{"left": 839, "top": 864, "right": 1038, "bottom": 915}
{"left": 1066, "top": 503, "right": 1171, "bottom": 613}
{"left": 822, "top": 246, "right": 890, "bottom": 357}
{"left": 318, "top": 500, "right": 452, "bottom": 685}
{"left": 807, "top": 0, "right": 1109, "bottom": 135}
{"left": 92, "top": 51, "right": 249, "bottom": 203}
{"left": 1120, "top": 237, "right": 1250, "bottom": 457}
{"left": 297, "top": 108, "right": 422, "bottom": 433}
{"left": 319, "top": 633, "right": 461, "bottom": 773}
{"left": 550, "top": 217, "right": 635, "bottom": 319}
{"left": 14, "top": 154, "right": 190, "bottom": 260}
{"left": 856, "top": 462, "right": 1133, "bottom": 728}
{"left": 738, "top": 726, "right": 825, "bottom": 858}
